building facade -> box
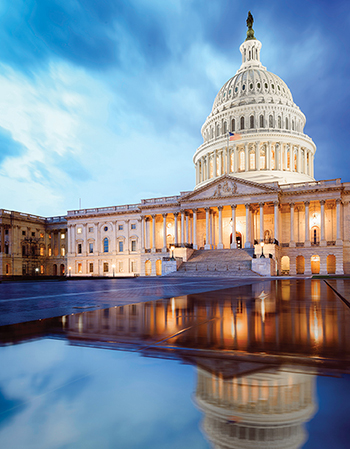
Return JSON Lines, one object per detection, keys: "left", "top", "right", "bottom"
{"left": 1, "top": 15, "right": 349, "bottom": 278}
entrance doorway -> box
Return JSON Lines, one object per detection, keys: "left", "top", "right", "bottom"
{"left": 230, "top": 232, "right": 242, "bottom": 249}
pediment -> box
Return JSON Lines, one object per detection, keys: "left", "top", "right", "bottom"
{"left": 181, "top": 175, "right": 279, "bottom": 202}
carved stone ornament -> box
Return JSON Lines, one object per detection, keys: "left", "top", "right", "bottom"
{"left": 212, "top": 180, "right": 238, "bottom": 197}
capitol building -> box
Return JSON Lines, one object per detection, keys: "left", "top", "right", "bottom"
{"left": 1, "top": 14, "right": 349, "bottom": 278}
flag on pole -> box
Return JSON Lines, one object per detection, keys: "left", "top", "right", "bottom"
{"left": 229, "top": 131, "right": 242, "bottom": 141}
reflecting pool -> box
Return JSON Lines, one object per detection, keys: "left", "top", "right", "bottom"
{"left": 0, "top": 279, "right": 350, "bottom": 448}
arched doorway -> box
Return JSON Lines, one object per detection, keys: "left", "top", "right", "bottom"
{"left": 60, "top": 264, "right": 65, "bottom": 276}
{"left": 145, "top": 260, "right": 151, "bottom": 276}
{"left": 53, "top": 264, "right": 57, "bottom": 276}
{"left": 296, "top": 255, "right": 305, "bottom": 274}
{"left": 311, "top": 255, "right": 320, "bottom": 274}
{"left": 156, "top": 259, "right": 162, "bottom": 276}
{"left": 281, "top": 256, "right": 290, "bottom": 275}
{"left": 327, "top": 255, "right": 336, "bottom": 274}
{"left": 230, "top": 232, "right": 242, "bottom": 248}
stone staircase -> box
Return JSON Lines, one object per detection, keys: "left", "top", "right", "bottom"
{"left": 168, "top": 249, "right": 262, "bottom": 277}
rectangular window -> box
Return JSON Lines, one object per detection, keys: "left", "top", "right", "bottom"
{"left": 89, "top": 262, "right": 93, "bottom": 273}
{"left": 48, "top": 247, "right": 52, "bottom": 256}
{"left": 22, "top": 246, "right": 26, "bottom": 256}
{"left": 40, "top": 247, "right": 44, "bottom": 256}
{"left": 77, "top": 243, "right": 82, "bottom": 254}
{"left": 131, "top": 240, "right": 136, "bottom": 252}
{"left": 40, "top": 265, "right": 44, "bottom": 274}
{"left": 131, "top": 261, "right": 135, "bottom": 272}
{"left": 118, "top": 225, "right": 123, "bottom": 231}
{"left": 131, "top": 223, "right": 136, "bottom": 230}
{"left": 89, "top": 243, "right": 93, "bottom": 253}
{"left": 119, "top": 241, "right": 123, "bottom": 252}
{"left": 40, "top": 233, "right": 44, "bottom": 238}
{"left": 77, "top": 228, "right": 82, "bottom": 234}
{"left": 78, "top": 263, "right": 83, "bottom": 274}
{"left": 5, "top": 244, "right": 9, "bottom": 254}
{"left": 103, "top": 262, "right": 109, "bottom": 273}
{"left": 61, "top": 247, "right": 65, "bottom": 256}
{"left": 31, "top": 232, "right": 35, "bottom": 237}
{"left": 5, "top": 229, "right": 8, "bottom": 235}
{"left": 22, "top": 230, "right": 26, "bottom": 236}
{"left": 61, "top": 233, "right": 65, "bottom": 239}
{"left": 88, "top": 227, "right": 93, "bottom": 233}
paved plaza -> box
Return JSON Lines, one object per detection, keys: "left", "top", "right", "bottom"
{"left": 0, "top": 277, "right": 263, "bottom": 326}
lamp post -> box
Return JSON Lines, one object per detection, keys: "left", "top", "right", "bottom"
{"left": 260, "top": 241, "right": 265, "bottom": 258}
{"left": 170, "top": 245, "right": 175, "bottom": 260}
{"left": 112, "top": 264, "right": 115, "bottom": 277}
{"left": 68, "top": 266, "right": 72, "bottom": 277}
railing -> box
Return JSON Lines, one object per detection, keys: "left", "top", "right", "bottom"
{"left": 311, "top": 241, "right": 320, "bottom": 246}
{"left": 141, "top": 195, "right": 181, "bottom": 205}
{"left": 46, "top": 216, "right": 67, "bottom": 223}
{"left": 281, "top": 243, "right": 289, "bottom": 248}
{"left": 173, "top": 243, "right": 193, "bottom": 249}
{"left": 67, "top": 204, "right": 141, "bottom": 216}
{"left": 327, "top": 241, "right": 336, "bottom": 246}
{"left": 296, "top": 242, "right": 304, "bottom": 247}
{"left": 281, "top": 178, "right": 341, "bottom": 190}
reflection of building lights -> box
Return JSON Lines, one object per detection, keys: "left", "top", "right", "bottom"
{"left": 312, "top": 306, "right": 319, "bottom": 342}
{"left": 171, "top": 297, "right": 175, "bottom": 316}
{"left": 231, "top": 316, "right": 235, "bottom": 338}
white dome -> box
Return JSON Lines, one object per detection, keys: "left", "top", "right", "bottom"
{"left": 212, "top": 68, "right": 294, "bottom": 113}
{"left": 193, "top": 15, "right": 316, "bottom": 188}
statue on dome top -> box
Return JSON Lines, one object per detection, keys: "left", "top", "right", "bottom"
{"left": 246, "top": 11, "right": 256, "bottom": 41}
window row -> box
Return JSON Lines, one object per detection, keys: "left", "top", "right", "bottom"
{"left": 76, "top": 260, "right": 138, "bottom": 274}
{"left": 205, "top": 115, "right": 301, "bottom": 140}
{"left": 77, "top": 238, "right": 137, "bottom": 254}
{"left": 76, "top": 223, "right": 137, "bottom": 234}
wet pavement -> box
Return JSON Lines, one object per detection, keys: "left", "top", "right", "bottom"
{"left": 0, "top": 277, "right": 262, "bottom": 326}
{"left": 1, "top": 279, "right": 350, "bottom": 448}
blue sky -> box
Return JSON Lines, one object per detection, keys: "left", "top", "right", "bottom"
{"left": 0, "top": 0, "right": 349, "bottom": 216}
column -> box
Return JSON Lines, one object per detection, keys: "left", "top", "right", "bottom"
{"left": 230, "top": 205, "right": 237, "bottom": 248}
{"left": 185, "top": 212, "right": 189, "bottom": 244}
{"left": 180, "top": 210, "right": 185, "bottom": 246}
{"left": 210, "top": 210, "right": 214, "bottom": 248}
{"left": 290, "top": 203, "right": 295, "bottom": 247}
{"left": 151, "top": 215, "right": 156, "bottom": 252}
{"left": 320, "top": 201, "right": 326, "bottom": 246}
{"left": 193, "top": 209, "right": 198, "bottom": 250}
{"left": 213, "top": 150, "right": 217, "bottom": 177}
{"left": 284, "top": 144, "right": 287, "bottom": 171}
{"left": 267, "top": 141, "right": 271, "bottom": 170}
{"left": 274, "top": 201, "right": 279, "bottom": 243}
{"left": 259, "top": 202, "right": 264, "bottom": 242}
{"left": 256, "top": 141, "right": 260, "bottom": 171}
{"left": 244, "top": 143, "right": 248, "bottom": 172}
{"left": 297, "top": 145, "right": 301, "bottom": 172}
{"left": 218, "top": 151, "right": 222, "bottom": 175}
{"left": 195, "top": 163, "right": 199, "bottom": 184}
{"left": 162, "top": 213, "right": 167, "bottom": 252}
{"left": 336, "top": 199, "right": 343, "bottom": 245}
{"left": 174, "top": 213, "right": 179, "bottom": 245}
{"left": 67, "top": 225, "right": 72, "bottom": 254}
{"left": 141, "top": 216, "right": 145, "bottom": 252}
{"left": 145, "top": 217, "right": 150, "bottom": 250}
{"left": 304, "top": 201, "right": 310, "bottom": 247}
{"left": 226, "top": 147, "right": 230, "bottom": 174}
{"left": 217, "top": 206, "right": 223, "bottom": 249}
{"left": 289, "top": 144, "right": 293, "bottom": 172}
{"left": 206, "top": 155, "right": 210, "bottom": 179}
{"left": 275, "top": 143, "right": 280, "bottom": 170}
{"left": 205, "top": 208, "right": 210, "bottom": 250}
{"left": 245, "top": 204, "right": 252, "bottom": 248}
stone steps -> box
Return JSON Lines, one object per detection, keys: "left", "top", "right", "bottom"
{"left": 168, "top": 249, "right": 261, "bottom": 278}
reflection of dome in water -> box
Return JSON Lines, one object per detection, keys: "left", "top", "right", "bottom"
{"left": 194, "top": 365, "right": 317, "bottom": 449}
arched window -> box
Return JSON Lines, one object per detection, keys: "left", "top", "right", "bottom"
{"left": 239, "top": 150, "right": 245, "bottom": 171}
{"left": 278, "top": 116, "right": 281, "bottom": 128}
{"left": 240, "top": 116, "right": 245, "bottom": 130}
{"left": 285, "top": 117, "right": 289, "bottom": 129}
{"left": 250, "top": 115, "right": 254, "bottom": 129}
{"left": 260, "top": 149, "right": 266, "bottom": 169}
{"left": 249, "top": 151, "right": 255, "bottom": 170}
{"left": 259, "top": 115, "right": 264, "bottom": 128}
{"left": 103, "top": 238, "right": 109, "bottom": 253}
{"left": 269, "top": 115, "right": 273, "bottom": 128}
{"left": 231, "top": 118, "right": 235, "bottom": 132}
